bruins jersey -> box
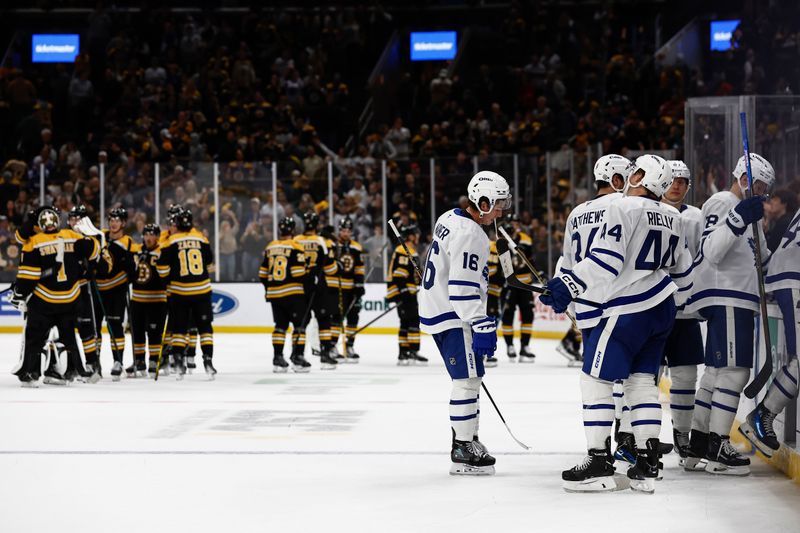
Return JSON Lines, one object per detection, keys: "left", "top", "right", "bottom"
{"left": 96, "top": 231, "right": 140, "bottom": 292}
{"left": 510, "top": 231, "right": 534, "bottom": 285}
{"left": 488, "top": 241, "right": 505, "bottom": 297}
{"left": 332, "top": 239, "right": 365, "bottom": 291}
{"left": 16, "top": 229, "right": 100, "bottom": 310}
{"left": 158, "top": 229, "right": 171, "bottom": 245}
{"left": 294, "top": 233, "right": 337, "bottom": 287}
{"left": 156, "top": 229, "right": 213, "bottom": 296}
{"left": 387, "top": 244, "right": 419, "bottom": 301}
{"left": 132, "top": 245, "right": 168, "bottom": 303}
{"left": 259, "top": 239, "right": 307, "bottom": 300}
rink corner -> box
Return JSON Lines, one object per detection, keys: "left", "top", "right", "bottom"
{"left": 731, "top": 421, "right": 800, "bottom": 485}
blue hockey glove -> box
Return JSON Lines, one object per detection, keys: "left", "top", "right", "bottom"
{"left": 540, "top": 274, "right": 583, "bottom": 314}
{"left": 727, "top": 195, "right": 766, "bottom": 236}
{"left": 471, "top": 317, "right": 497, "bottom": 358}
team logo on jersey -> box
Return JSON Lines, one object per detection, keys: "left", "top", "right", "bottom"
{"left": 449, "top": 357, "right": 456, "bottom": 366}
{"left": 211, "top": 290, "right": 239, "bottom": 317}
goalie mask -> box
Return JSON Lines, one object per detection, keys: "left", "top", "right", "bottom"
{"left": 627, "top": 154, "right": 673, "bottom": 198}
{"left": 733, "top": 153, "right": 775, "bottom": 192}
{"left": 38, "top": 207, "right": 60, "bottom": 233}
{"left": 467, "top": 171, "right": 512, "bottom": 216}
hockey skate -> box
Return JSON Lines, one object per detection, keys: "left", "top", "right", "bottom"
{"left": 450, "top": 438, "right": 496, "bottom": 476}
{"left": 556, "top": 339, "right": 582, "bottom": 367}
{"left": 397, "top": 350, "right": 411, "bottom": 366}
{"left": 627, "top": 439, "right": 660, "bottom": 494}
{"left": 148, "top": 357, "right": 159, "bottom": 378}
{"left": 110, "top": 361, "right": 123, "bottom": 382}
{"left": 320, "top": 349, "right": 338, "bottom": 370}
{"left": 705, "top": 433, "right": 750, "bottom": 476}
{"left": 203, "top": 356, "right": 217, "bottom": 380}
{"left": 485, "top": 355, "right": 498, "bottom": 368}
{"left": 273, "top": 355, "right": 289, "bottom": 373}
{"left": 336, "top": 346, "right": 360, "bottom": 364}
{"left": 43, "top": 368, "right": 67, "bottom": 386}
{"left": 673, "top": 429, "right": 691, "bottom": 462}
{"left": 682, "top": 430, "right": 708, "bottom": 471}
{"left": 738, "top": 403, "right": 780, "bottom": 458}
{"left": 173, "top": 354, "right": 187, "bottom": 381}
{"left": 562, "top": 438, "right": 616, "bottom": 492}
{"left": 186, "top": 356, "right": 196, "bottom": 375}
{"left": 506, "top": 344, "right": 517, "bottom": 361}
{"left": 19, "top": 373, "right": 39, "bottom": 388}
{"left": 409, "top": 351, "right": 428, "bottom": 366}
{"left": 290, "top": 354, "right": 312, "bottom": 373}
{"left": 126, "top": 360, "right": 147, "bottom": 378}
{"left": 518, "top": 346, "right": 535, "bottom": 363}
{"left": 614, "top": 432, "right": 636, "bottom": 465}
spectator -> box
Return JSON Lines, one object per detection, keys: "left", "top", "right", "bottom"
{"left": 765, "top": 188, "right": 798, "bottom": 252}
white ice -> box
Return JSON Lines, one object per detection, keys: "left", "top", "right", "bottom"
{"left": 1, "top": 334, "right": 798, "bottom": 533}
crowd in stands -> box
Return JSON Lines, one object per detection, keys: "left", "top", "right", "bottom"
{"left": 1, "top": 2, "right": 799, "bottom": 283}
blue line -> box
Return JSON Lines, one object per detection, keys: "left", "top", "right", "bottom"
{"left": 588, "top": 254, "right": 619, "bottom": 276}
{"left": 631, "top": 403, "right": 661, "bottom": 410}
{"left": 631, "top": 419, "right": 662, "bottom": 426}
{"left": 582, "top": 404, "right": 615, "bottom": 410}
{"left": 449, "top": 280, "right": 481, "bottom": 288}
{"left": 450, "top": 414, "right": 477, "bottom": 421}
{"left": 710, "top": 401, "right": 738, "bottom": 414}
{"left": 583, "top": 421, "right": 613, "bottom": 427}
{"left": 593, "top": 248, "right": 624, "bottom": 262}
{"left": 449, "top": 398, "right": 478, "bottom": 405}
{"left": 449, "top": 295, "right": 480, "bottom": 301}
{"left": 669, "top": 405, "right": 694, "bottom": 411}
{"left": 694, "top": 400, "right": 711, "bottom": 409}
{"left": 715, "top": 387, "right": 741, "bottom": 398}
{"left": 670, "top": 389, "right": 695, "bottom": 395}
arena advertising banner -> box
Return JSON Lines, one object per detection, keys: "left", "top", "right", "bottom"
{"left": 0, "top": 284, "right": 571, "bottom": 337}
{"left": 410, "top": 31, "right": 457, "bottom": 61}
{"left": 31, "top": 34, "right": 80, "bottom": 63}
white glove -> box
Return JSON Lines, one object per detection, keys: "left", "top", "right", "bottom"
{"left": 9, "top": 289, "right": 27, "bottom": 312}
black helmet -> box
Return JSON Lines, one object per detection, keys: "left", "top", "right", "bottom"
{"left": 320, "top": 225, "right": 335, "bottom": 240}
{"left": 68, "top": 205, "right": 87, "bottom": 219}
{"left": 108, "top": 207, "right": 128, "bottom": 222}
{"left": 37, "top": 206, "right": 60, "bottom": 233}
{"left": 176, "top": 209, "right": 193, "bottom": 231}
{"left": 398, "top": 222, "right": 419, "bottom": 238}
{"left": 143, "top": 223, "right": 160, "bottom": 236}
{"left": 167, "top": 203, "right": 183, "bottom": 223}
{"left": 506, "top": 213, "right": 520, "bottom": 223}
{"left": 338, "top": 216, "right": 353, "bottom": 231}
{"left": 278, "top": 217, "right": 295, "bottom": 236}
{"left": 302, "top": 211, "right": 319, "bottom": 232}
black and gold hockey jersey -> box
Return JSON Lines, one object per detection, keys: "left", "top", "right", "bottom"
{"left": 96, "top": 230, "right": 140, "bottom": 292}
{"left": 488, "top": 240, "right": 504, "bottom": 298}
{"left": 294, "top": 233, "right": 337, "bottom": 288}
{"left": 386, "top": 244, "right": 419, "bottom": 301}
{"left": 156, "top": 228, "right": 213, "bottom": 296}
{"left": 332, "top": 239, "right": 365, "bottom": 292}
{"left": 132, "top": 244, "right": 168, "bottom": 303}
{"left": 510, "top": 231, "right": 534, "bottom": 285}
{"left": 16, "top": 229, "right": 100, "bottom": 309}
{"left": 259, "top": 239, "right": 307, "bottom": 300}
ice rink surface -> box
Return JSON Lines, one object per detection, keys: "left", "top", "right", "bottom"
{"left": 1, "top": 333, "right": 798, "bottom": 533}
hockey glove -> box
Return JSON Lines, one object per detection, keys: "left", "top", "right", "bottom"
{"left": 9, "top": 285, "right": 27, "bottom": 312}
{"left": 354, "top": 286, "right": 365, "bottom": 299}
{"left": 471, "top": 317, "right": 498, "bottom": 357}
{"left": 727, "top": 196, "right": 766, "bottom": 236}
{"left": 539, "top": 274, "right": 584, "bottom": 314}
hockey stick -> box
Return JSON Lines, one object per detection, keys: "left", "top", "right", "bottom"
{"left": 495, "top": 239, "right": 602, "bottom": 309}
{"left": 345, "top": 303, "right": 398, "bottom": 338}
{"left": 387, "top": 218, "right": 531, "bottom": 450}
{"left": 740, "top": 112, "right": 773, "bottom": 399}
{"left": 498, "top": 226, "right": 581, "bottom": 328}
{"left": 154, "top": 310, "right": 170, "bottom": 381}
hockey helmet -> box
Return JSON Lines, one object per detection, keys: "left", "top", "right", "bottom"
{"left": 320, "top": 225, "right": 335, "bottom": 240}
{"left": 142, "top": 223, "right": 160, "bottom": 236}
{"left": 167, "top": 203, "right": 184, "bottom": 223}
{"left": 176, "top": 209, "right": 193, "bottom": 231}
{"left": 593, "top": 154, "right": 632, "bottom": 191}
{"left": 303, "top": 211, "right": 319, "bottom": 232}
{"left": 37, "top": 206, "right": 60, "bottom": 233}
{"left": 732, "top": 153, "right": 775, "bottom": 192}
{"left": 108, "top": 207, "right": 128, "bottom": 222}
{"left": 628, "top": 155, "right": 673, "bottom": 198}
{"left": 68, "top": 205, "right": 88, "bottom": 219}
{"left": 338, "top": 216, "right": 354, "bottom": 231}
{"left": 398, "top": 222, "right": 419, "bottom": 239}
{"left": 467, "top": 171, "right": 512, "bottom": 216}
{"left": 278, "top": 217, "right": 295, "bottom": 236}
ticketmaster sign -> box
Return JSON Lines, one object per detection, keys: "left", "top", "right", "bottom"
{"left": 32, "top": 34, "right": 80, "bottom": 63}
{"left": 410, "top": 31, "right": 457, "bottom": 61}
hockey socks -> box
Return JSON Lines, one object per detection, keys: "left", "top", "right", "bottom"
{"left": 580, "top": 373, "right": 615, "bottom": 450}
{"left": 450, "top": 378, "right": 481, "bottom": 442}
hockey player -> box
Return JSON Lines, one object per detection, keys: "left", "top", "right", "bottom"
{"left": 485, "top": 236, "right": 504, "bottom": 368}
{"left": 158, "top": 204, "right": 184, "bottom": 376}
{"left": 387, "top": 223, "right": 426, "bottom": 365}
{"left": 332, "top": 216, "right": 366, "bottom": 362}
{"left": 541, "top": 155, "right": 693, "bottom": 493}
{"left": 260, "top": 217, "right": 311, "bottom": 373}
{"left": 499, "top": 213, "right": 535, "bottom": 362}
{"left": 295, "top": 212, "right": 338, "bottom": 370}
{"left": 419, "top": 170, "right": 511, "bottom": 475}
{"left": 156, "top": 209, "right": 217, "bottom": 379}
{"left": 96, "top": 207, "right": 138, "bottom": 381}
{"left": 738, "top": 206, "right": 800, "bottom": 457}
{"left": 11, "top": 207, "right": 100, "bottom": 386}
{"left": 682, "top": 153, "right": 773, "bottom": 476}
{"left": 555, "top": 154, "right": 630, "bottom": 368}
{"left": 128, "top": 224, "right": 168, "bottom": 377}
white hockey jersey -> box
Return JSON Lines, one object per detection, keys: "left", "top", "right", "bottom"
{"left": 683, "top": 191, "right": 770, "bottom": 315}
{"left": 674, "top": 203, "right": 704, "bottom": 319}
{"left": 565, "top": 196, "right": 694, "bottom": 324}
{"left": 556, "top": 192, "right": 622, "bottom": 329}
{"left": 765, "top": 207, "right": 800, "bottom": 292}
{"left": 419, "top": 208, "right": 491, "bottom": 334}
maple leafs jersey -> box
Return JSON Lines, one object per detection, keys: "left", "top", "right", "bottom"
{"left": 566, "top": 196, "right": 693, "bottom": 325}
{"left": 683, "top": 191, "right": 770, "bottom": 315}
{"left": 556, "top": 192, "right": 621, "bottom": 328}
{"left": 674, "top": 203, "right": 704, "bottom": 319}
{"left": 419, "top": 209, "right": 491, "bottom": 334}
{"left": 765, "top": 207, "right": 800, "bottom": 292}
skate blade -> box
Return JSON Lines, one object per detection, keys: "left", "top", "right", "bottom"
{"left": 397, "top": 360, "right": 410, "bottom": 366}
{"left": 629, "top": 478, "right": 655, "bottom": 494}
{"left": 320, "top": 364, "right": 337, "bottom": 371}
{"left": 518, "top": 357, "right": 535, "bottom": 364}
{"left": 273, "top": 366, "right": 289, "bottom": 374}
{"left": 738, "top": 423, "right": 778, "bottom": 458}
{"left": 562, "top": 475, "right": 620, "bottom": 493}
{"left": 681, "top": 457, "right": 707, "bottom": 471}
{"left": 704, "top": 461, "right": 750, "bottom": 476}
{"left": 485, "top": 362, "right": 498, "bottom": 368}
{"left": 111, "top": 375, "right": 122, "bottom": 382}
{"left": 340, "top": 358, "right": 359, "bottom": 364}
{"left": 292, "top": 366, "right": 311, "bottom": 373}
{"left": 567, "top": 360, "right": 583, "bottom": 368}
{"left": 450, "top": 463, "right": 495, "bottom": 476}
{"left": 20, "top": 381, "right": 39, "bottom": 388}
{"left": 43, "top": 377, "right": 67, "bottom": 386}
{"left": 206, "top": 373, "right": 216, "bottom": 381}
{"left": 175, "top": 373, "right": 185, "bottom": 381}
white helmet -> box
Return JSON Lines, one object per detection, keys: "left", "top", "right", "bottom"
{"left": 732, "top": 153, "right": 775, "bottom": 191}
{"left": 468, "top": 171, "right": 512, "bottom": 216}
{"left": 668, "top": 160, "right": 691, "bottom": 184}
{"left": 593, "top": 154, "right": 632, "bottom": 191}
{"left": 628, "top": 154, "right": 673, "bottom": 197}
